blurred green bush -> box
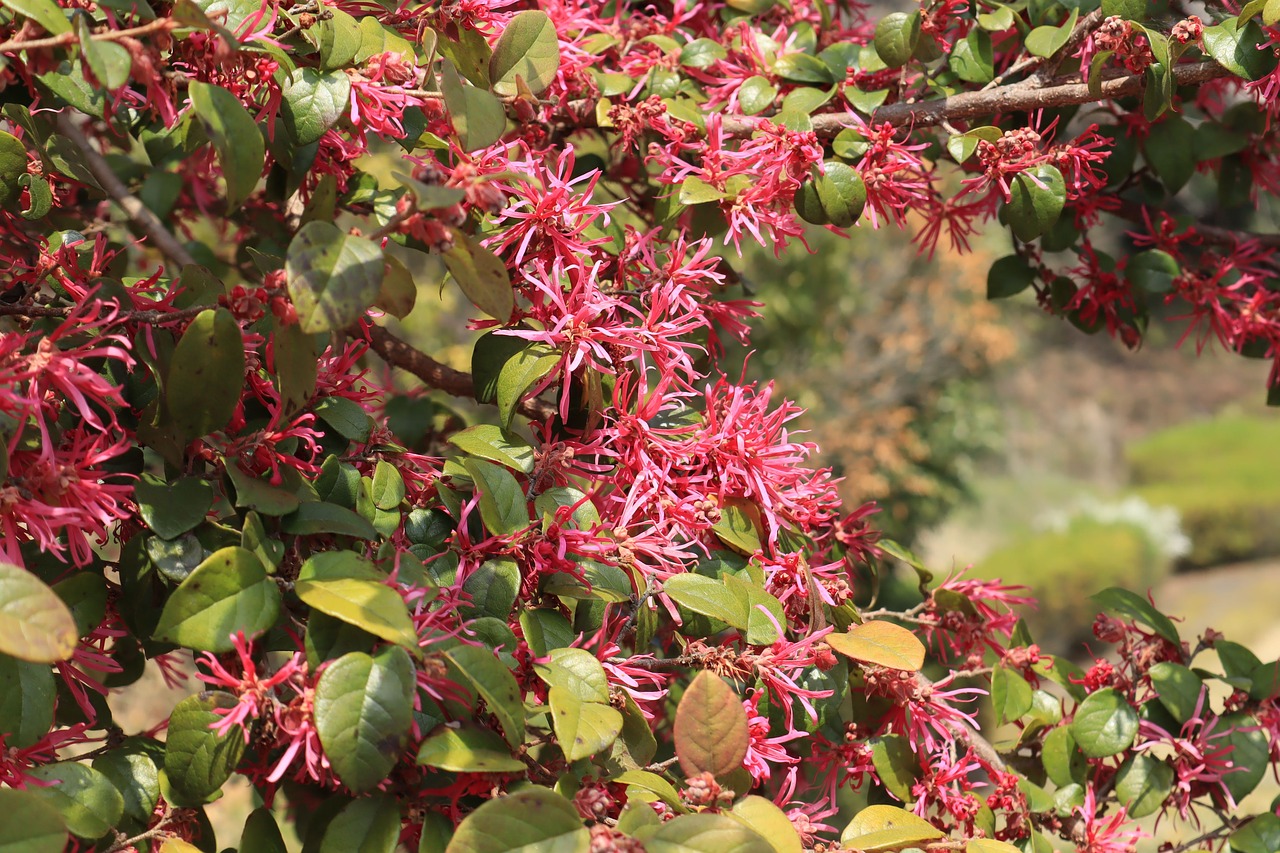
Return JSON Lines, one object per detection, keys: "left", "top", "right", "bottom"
{"left": 1128, "top": 414, "right": 1280, "bottom": 568}
{"left": 976, "top": 518, "right": 1170, "bottom": 652}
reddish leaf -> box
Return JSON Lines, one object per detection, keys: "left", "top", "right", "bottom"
{"left": 673, "top": 671, "right": 749, "bottom": 778}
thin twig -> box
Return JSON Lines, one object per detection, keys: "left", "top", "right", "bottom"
{"left": 0, "top": 302, "right": 206, "bottom": 323}
{"left": 55, "top": 111, "right": 198, "bottom": 270}
{"left": 0, "top": 17, "right": 175, "bottom": 53}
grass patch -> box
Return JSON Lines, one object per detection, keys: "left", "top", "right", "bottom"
{"left": 1128, "top": 414, "right": 1280, "bottom": 567}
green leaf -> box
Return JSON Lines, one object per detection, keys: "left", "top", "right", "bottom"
{"left": 773, "top": 53, "right": 834, "bottom": 85}
{"left": 315, "top": 396, "right": 373, "bottom": 443}
{"left": 286, "top": 221, "right": 384, "bottom": 334}
{"left": 443, "top": 231, "right": 514, "bottom": 321}
{"left": 77, "top": 16, "right": 130, "bottom": 90}
{"left": 991, "top": 664, "right": 1035, "bottom": 724}
{"left": 315, "top": 8, "right": 362, "bottom": 70}
{"left": 827, "top": 620, "right": 926, "bottom": 671}
{"left": 317, "top": 795, "right": 402, "bottom": 853}
{"left": 722, "top": 573, "right": 785, "bottom": 645}
{"left": 93, "top": 745, "right": 161, "bottom": 826}
{"left": 24, "top": 763, "right": 122, "bottom": 840}
{"left": 1069, "top": 688, "right": 1139, "bottom": 758}
{"left": 226, "top": 463, "right": 302, "bottom": 516}
{"left": 416, "top": 725, "right": 525, "bottom": 772}
{"left": 730, "top": 796, "right": 803, "bottom": 853}
{"left": 1230, "top": 813, "right": 1280, "bottom": 853}
{"left": 1003, "top": 164, "right": 1066, "bottom": 242}
{"left": 496, "top": 342, "right": 560, "bottom": 428}
{"left": 1204, "top": 19, "right": 1278, "bottom": 82}
{"left": 314, "top": 646, "right": 415, "bottom": 793}
{"left": 535, "top": 647, "right": 611, "bottom": 703}
{"left": 274, "top": 320, "right": 318, "bottom": 412}
{"left": 375, "top": 253, "right": 416, "bottom": 319}
{"left": 1114, "top": 753, "right": 1173, "bottom": 819}
{"left": 977, "top": 4, "right": 1015, "bottom": 29}
{"left": 1148, "top": 662, "right": 1203, "bottom": 723}
{"left": 673, "top": 671, "right": 749, "bottom": 777}
{"left": 1041, "top": 725, "right": 1087, "bottom": 787}
{"left": 1102, "top": 0, "right": 1145, "bottom": 18}
{"left": 461, "top": 458, "right": 530, "bottom": 536}
{"left": 987, "top": 254, "right": 1037, "bottom": 300}
{"left": 163, "top": 691, "right": 246, "bottom": 806}
{"left": 134, "top": 476, "right": 214, "bottom": 540}
{"left": 0, "top": 561, "right": 78, "bottom": 663}
{"left": 446, "top": 788, "right": 588, "bottom": 853}
{"left": 840, "top": 805, "right": 944, "bottom": 848}
{"left": 1025, "top": 9, "right": 1079, "bottom": 58}
{"left": 738, "top": 75, "right": 777, "bottom": 114}
{"left": 947, "top": 126, "right": 1002, "bottom": 164}
{"left": 1143, "top": 118, "right": 1197, "bottom": 193}
{"left": 241, "top": 808, "right": 288, "bottom": 853}
{"left": 295, "top": 551, "right": 419, "bottom": 651}
{"left": 166, "top": 307, "right": 245, "bottom": 439}
{"left": 448, "top": 425, "right": 535, "bottom": 473}
{"left": 712, "top": 502, "right": 763, "bottom": 554}
{"left": 951, "top": 29, "right": 994, "bottom": 83}
{"left": 282, "top": 501, "right": 379, "bottom": 539}
{"left": 371, "top": 460, "right": 405, "bottom": 511}
{"left": 873, "top": 12, "right": 920, "bottom": 68}
{"left": 279, "top": 67, "right": 351, "bottom": 145}
{"left": 1126, "top": 249, "right": 1180, "bottom": 295}
{"left": 549, "top": 685, "right": 623, "bottom": 761}
{"left": 0, "top": 131, "right": 27, "bottom": 209}
{"left": 679, "top": 176, "right": 727, "bottom": 205}
{"left": 154, "top": 546, "right": 280, "bottom": 652}
{"left": 443, "top": 644, "right": 525, "bottom": 748}
{"left": 1090, "top": 588, "right": 1180, "bottom": 645}
{"left": 489, "top": 10, "right": 560, "bottom": 96}
{"left": 1219, "top": 712, "right": 1269, "bottom": 802}
{"left": 440, "top": 59, "right": 507, "bottom": 151}
{"left": 793, "top": 162, "right": 866, "bottom": 228}
{"left": 0, "top": 0, "right": 69, "bottom": 35}
{"left": 646, "top": 813, "right": 773, "bottom": 853}
{"left": 663, "top": 572, "right": 744, "bottom": 628}
{"left": 0, "top": 787, "right": 67, "bottom": 852}
{"left": 871, "top": 735, "right": 919, "bottom": 803}
{"left": 460, "top": 557, "right": 520, "bottom": 620}
{"left": 0, "top": 653, "right": 55, "bottom": 748}
{"left": 54, "top": 572, "right": 105, "bottom": 637}
{"left": 189, "top": 81, "right": 264, "bottom": 209}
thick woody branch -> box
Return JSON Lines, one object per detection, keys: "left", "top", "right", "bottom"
{"left": 364, "top": 324, "right": 560, "bottom": 421}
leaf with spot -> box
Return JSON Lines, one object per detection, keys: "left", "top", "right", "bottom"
{"left": 286, "top": 221, "right": 384, "bottom": 334}
{"left": 314, "top": 646, "right": 415, "bottom": 793}
{"left": 153, "top": 547, "right": 280, "bottom": 653}
{"left": 549, "top": 685, "right": 623, "bottom": 761}
{"left": 416, "top": 725, "right": 525, "bottom": 773}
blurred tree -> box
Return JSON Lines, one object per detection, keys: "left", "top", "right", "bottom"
{"left": 727, "top": 229, "right": 1017, "bottom": 544}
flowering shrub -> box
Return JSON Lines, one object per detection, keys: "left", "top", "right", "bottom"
{"left": 4, "top": 1, "right": 1280, "bottom": 852}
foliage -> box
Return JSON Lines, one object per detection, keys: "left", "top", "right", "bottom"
{"left": 1129, "top": 413, "right": 1280, "bottom": 567}
{"left": 2, "top": 1, "right": 1280, "bottom": 852}
{"left": 729, "top": 228, "right": 1015, "bottom": 545}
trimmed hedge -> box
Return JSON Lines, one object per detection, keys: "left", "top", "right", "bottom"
{"left": 1128, "top": 414, "right": 1280, "bottom": 568}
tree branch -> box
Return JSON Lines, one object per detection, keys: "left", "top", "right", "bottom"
{"left": 55, "top": 111, "right": 198, "bottom": 270}
{"left": 0, "top": 301, "right": 206, "bottom": 323}
{"left": 364, "top": 323, "right": 560, "bottom": 421}
{"left": 714, "top": 61, "right": 1231, "bottom": 136}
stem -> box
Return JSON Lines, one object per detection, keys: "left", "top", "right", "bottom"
{"left": 363, "top": 323, "right": 560, "bottom": 421}
{"left": 0, "top": 302, "right": 206, "bottom": 324}
{"left": 0, "top": 17, "right": 176, "bottom": 53}
{"left": 55, "top": 112, "right": 198, "bottom": 270}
